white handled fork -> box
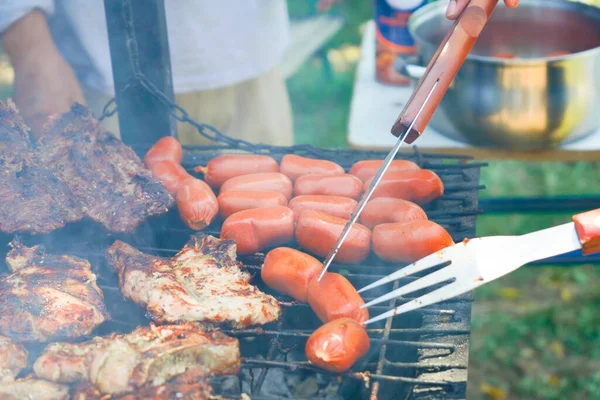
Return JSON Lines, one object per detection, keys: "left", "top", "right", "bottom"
{"left": 358, "top": 209, "right": 600, "bottom": 325}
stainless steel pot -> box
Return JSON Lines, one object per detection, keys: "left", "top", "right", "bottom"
{"left": 402, "top": 0, "right": 600, "bottom": 150}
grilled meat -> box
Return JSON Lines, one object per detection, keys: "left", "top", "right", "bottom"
{"left": 0, "top": 100, "right": 83, "bottom": 234}
{"left": 106, "top": 233, "right": 281, "bottom": 328}
{"left": 34, "top": 323, "right": 239, "bottom": 395}
{"left": 0, "top": 241, "right": 108, "bottom": 343}
{"left": 0, "top": 375, "right": 69, "bottom": 400}
{"left": 71, "top": 367, "right": 213, "bottom": 400}
{"left": 33, "top": 103, "right": 174, "bottom": 232}
{"left": 0, "top": 335, "right": 27, "bottom": 383}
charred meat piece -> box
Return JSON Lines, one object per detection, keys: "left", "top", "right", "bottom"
{"left": 33, "top": 103, "right": 174, "bottom": 232}
{"left": 106, "top": 233, "right": 281, "bottom": 328}
{"left": 0, "top": 240, "right": 108, "bottom": 343}
{"left": 0, "top": 99, "right": 31, "bottom": 174}
{"left": 0, "top": 335, "right": 28, "bottom": 383}
{"left": 71, "top": 367, "right": 213, "bottom": 400}
{"left": 34, "top": 323, "right": 239, "bottom": 395}
{"left": 0, "top": 375, "right": 69, "bottom": 400}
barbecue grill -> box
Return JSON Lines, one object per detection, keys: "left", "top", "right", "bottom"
{"left": 1, "top": 1, "right": 486, "bottom": 398}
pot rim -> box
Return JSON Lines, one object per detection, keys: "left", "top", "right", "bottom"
{"left": 408, "top": 0, "right": 600, "bottom": 65}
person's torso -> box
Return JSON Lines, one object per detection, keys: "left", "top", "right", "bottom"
{"left": 48, "top": 0, "right": 290, "bottom": 95}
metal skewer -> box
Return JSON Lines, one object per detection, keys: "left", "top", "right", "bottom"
{"left": 317, "top": 79, "right": 441, "bottom": 281}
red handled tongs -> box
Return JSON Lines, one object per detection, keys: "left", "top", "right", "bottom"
{"left": 318, "top": 0, "right": 501, "bottom": 278}
{"left": 358, "top": 209, "right": 600, "bottom": 325}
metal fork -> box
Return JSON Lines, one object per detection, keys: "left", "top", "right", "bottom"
{"left": 358, "top": 208, "right": 600, "bottom": 325}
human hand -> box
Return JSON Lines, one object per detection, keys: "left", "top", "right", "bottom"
{"left": 317, "top": 0, "right": 340, "bottom": 12}
{"left": 446, "top": 0, "right": 519, "bottom": 19}
{"left": 12, "top": 46, "right": 86, "bottom": 137}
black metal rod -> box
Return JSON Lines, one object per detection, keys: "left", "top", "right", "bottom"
{"left": 104, "top": 0, "right": 176, "bottom": 152}
{"left": 479, "top": 196, "right": 600, "bottom": 213}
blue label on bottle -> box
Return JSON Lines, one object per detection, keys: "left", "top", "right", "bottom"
{"left": 374, "top": 0, "right": 427, "bottom": 50}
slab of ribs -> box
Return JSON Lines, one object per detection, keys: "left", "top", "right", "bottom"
{"left": 0, "top": 100, "right": 173, "bottom": 234}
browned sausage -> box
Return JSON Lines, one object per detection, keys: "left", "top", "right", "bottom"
{"left": 150, "top": 160, "right": 192, "bottom": 196}
{"left": 288, "top": 195, "right": 357, "bottom": 222}
{"left": 349, "top": 159, "right": 420, "bottom": 182}
{"left": 176, "top": 177, "right": 219, "bottom": 230}
{"left": 217, "top": 190, "right": 287, "bottom": 219}
{"left": 359, "top": 197, "right": 427, "bottom": 230}
{"left": 221, "top": 206, "right": 295, "bottom": 255}
{"left": 305, "top": 318, "right": 370, "bottom": 373}
{"left": 144, "top": 136, "right": 183, "bottom": 169}
{"left": 295, "top": 210, "right": 371, "bottom": 264}
{"left": 219, "top": 172, "right": 293, "bottom": 200}
{"left": 294, "top": 173, "right": 363, "bottom": 199}
{"left": 279, "top": 154, "right": 344, "bottom": 182}
{"left": 194, "top": 154, "right": 279, "bottom": 188}
{"left": 364, "top": 169, "right": 444, "bottom": 204}
{"left": 372, "top": 220, "right": 454, "bottom": 263}
{"left": 307, "top": 272, "right": 369, "bottom": 323}
{"left": 261, "top": 247, "right": 322, "bottom": 302}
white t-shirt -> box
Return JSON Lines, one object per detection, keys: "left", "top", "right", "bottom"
{"left": 0, "top": 0, "right": 290, "bottom": 95}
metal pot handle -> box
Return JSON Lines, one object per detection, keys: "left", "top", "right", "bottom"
{"left": 392, "top": 54, "right": 426, "bottom": 80}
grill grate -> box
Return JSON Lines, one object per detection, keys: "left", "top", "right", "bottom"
{"left": 4, "top": 145, "right": 484, "bottom": 400}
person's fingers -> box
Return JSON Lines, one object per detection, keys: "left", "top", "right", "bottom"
{"left": 446, "top": 0, "right": 469, "bottom": 20}
{"left": 505, "top": 0, "right": 519, "bottom": 8}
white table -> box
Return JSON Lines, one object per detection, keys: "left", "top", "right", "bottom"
{"left": 347, "top": 21, "right": 600, "bottom": 161}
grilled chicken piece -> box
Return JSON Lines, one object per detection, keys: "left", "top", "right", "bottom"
{"left": 0, "top": 375, "right": 69, "bottom": 400}
{"left": 71, "top": 367, "right": 213, "bottom": 400}
{"left": 0, "top": 335, "right": 28, "bottom": 383}
{"left": 33, "top": 103, "right": 174, "bottom": 232}
{"left": 34, "top": 323, "right": 239, "bottom": 395}
{"left": 106, "top": 233, "right": 281, "bottom": 328}
{"left": 0, "top": 241, "right": 108, "bottom": 343}
{"left": 0, "top": 100, "right": 83, "bottom": 234}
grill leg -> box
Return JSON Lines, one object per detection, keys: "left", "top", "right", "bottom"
{"left": 104, "top": 0, "right": 177, "bottom": 153}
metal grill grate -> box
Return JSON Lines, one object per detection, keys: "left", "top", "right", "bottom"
{"left": 5, "top": 145, "right": 484, "bottom": 399}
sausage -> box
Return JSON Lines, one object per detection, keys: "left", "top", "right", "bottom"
{"left": 219, "top": 172, "right": 293, "bottom": 200}
{"left": 296, "top": 210, "right": 371, "bottom": 264}
{"left": 349, "top": 159, "right": 420, "bottom": 183}
{"left": 279, "top": 154, "right": 344, "bottom": 182}
{"left": 364, "top": 169, "right": 444, "bottom": 204}
{"left": 359, "top": 197, "right": 427, "bottom": 230}
{"left": 261, "top": 247, "right": 322, "bottom": 302}
{"left": 150, "top": 160, "right": 192, "bottom": 196}
{"left": 372, "top": 220, "right": 454, "bottom": 263}
{"left": 217, "top": 190, "right": 288, "bottom": 219}
{"left": 288, "top": 195, "right": 357, "bottom": 222}
{"left": 176, "top": 178, "right": 219, "bottom": 230}
{"left": 305, "top": 318, "right": 370, "bottom": 373}
{"left": 194, "top": 154, "right": 279, "bottom": 188}
{"left": 307, "top": 272, "right": 368, "bottom": 323}
{"left": 221, "top": 206, "right": 295, "bottom": 255}
{"left": 293, "top": 173, "right": 363, "bottom": 199}
{"left": 144, "top": 136, "right": 183, "bottom": 169}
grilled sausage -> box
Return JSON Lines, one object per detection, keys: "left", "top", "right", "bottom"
{"left": 150, "top": 160, "right": 192, "bottom": 196}
{"left": 307, "top": 272, "right": 369, "bottom": 323}
{"left": 372, "top": 220, "right": 454, "bottom": 263}
{"left": 261, "top": 247, "right": 322, "bottom": 302}
{"left": 220, "top": 172, "right": 293, "bottom": 200}
{"left": 305, "top": 318, "right": 370, "bottom": 373}
{"left": 349, "top": 159, "right": 420, "bottom": 183}
{"left": 294, "top": 173, "right": 363, "bottom": 199}
{"left": 279, "top": 154, "right": 344, "bottom": 182}
{"left": 359, "top": 197, "right": 427, "bottom": 230}
{"left": 296, "top": 210, "right": 371, "bottom": 264}
{"left": 176, "top": 178, "right": 219, "bottom": 230}
{"left": 221, "top": 206, "right": 295, "bottom": 255}
{"left": 217, "top": 190, "right": 288, "bottom": 219}
{"left": 144, "top": 136, "right": 183, "bottom": 169}
{"left": 364, "top": 169, "right": 444, "bottom": 204}
{"left": 195, "top": 154, "right": 279, "bottom": 188}
{"left": 288, "top": 195, "right": 357, "bottom": 222}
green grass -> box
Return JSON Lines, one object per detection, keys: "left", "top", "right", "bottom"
{"left": 286, "top": 2, "right": 600, "bottom": 399}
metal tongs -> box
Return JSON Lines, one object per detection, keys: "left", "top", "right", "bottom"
{"left": 358, "top": 209, "right": 600, "bottom": 325}
{"left": 318, "top": 0, "right": 503, "bottom": 278}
